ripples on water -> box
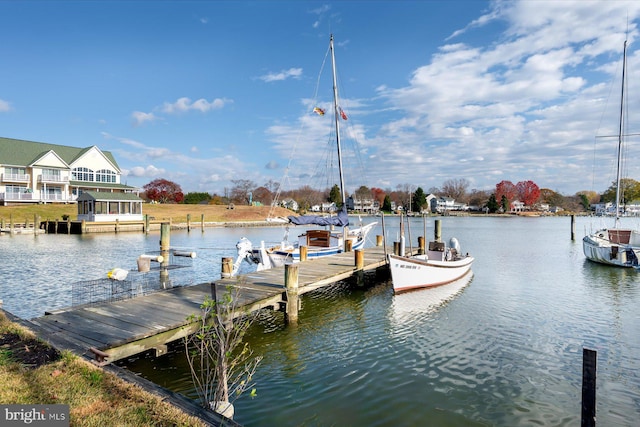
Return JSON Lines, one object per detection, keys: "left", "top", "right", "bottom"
{"left": 2, "top": 217, "right": 640, "bottom": 426}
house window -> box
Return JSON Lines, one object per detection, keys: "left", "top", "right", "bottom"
{"left": 96, "top": 169, "right": 116, "bottom": 183}
{"left": 42, "top": 168, "right": 61, "bottom": 181}
{"left": 72, "top": 167, "right": 94, "bottom": 182}
{"left": 6, "top": 184, "right": 26, "bottom": 196}
{"left": 95, "top": 201, "right": 107, "bottom": 214}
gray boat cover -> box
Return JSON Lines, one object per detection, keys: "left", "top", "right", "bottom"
{"left": 288, "top": 206, "right": 349, "bottom": 226}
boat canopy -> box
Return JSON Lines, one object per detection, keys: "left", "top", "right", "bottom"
{"left": 288, "top": 206, "right": 349, "bottom": 227}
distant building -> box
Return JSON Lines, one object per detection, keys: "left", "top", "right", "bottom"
{"left": 0, "top": 137, "right": 137, "bottom": 206}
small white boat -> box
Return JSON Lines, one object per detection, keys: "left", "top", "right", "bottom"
{"left": 388, "top": 238, "right": 474, "bottom": 294}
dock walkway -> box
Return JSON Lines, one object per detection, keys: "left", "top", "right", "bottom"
{"left": 29, "top": 246, "right": 390, "bottom": 365}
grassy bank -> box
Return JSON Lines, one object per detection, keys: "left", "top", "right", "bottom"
{"left": 0, "top": 203, "right": 294, "bottom": 225}
{"left": 0, "top": 311, "right": 208, "bottom": 426}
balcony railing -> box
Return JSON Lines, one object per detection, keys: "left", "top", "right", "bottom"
{"left": 1, "top": 192, "right": 34, "bottom": 201}
{"left": 1, "top": 173, "right": 30, "bottom": 183}
{"left": 38, "top": 175, "right": 69, "bottom": 183}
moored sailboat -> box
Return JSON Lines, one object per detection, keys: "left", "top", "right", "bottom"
{"left": 583, "top": 39, "right": 640, "bottom": 268}
{"left": 234, "top": 34, "right": 377, "bottom": 274}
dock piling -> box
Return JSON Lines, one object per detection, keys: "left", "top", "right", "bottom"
{"left": 221, "top": 257, "right": 234, "bottom": 278}
{"left": 284, "top": 264, "right": 300, "bottom": 324}
{"left": 581, "top": 348, "right": 597, "bottom": 427}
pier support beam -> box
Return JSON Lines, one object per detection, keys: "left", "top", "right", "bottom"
{"left": 201, "top": 214, "right": 205, "bottom": 232}
{"left": 435, "top": 219, "right": 442, "bottom": 242}
{"left": 418, "top": 236, "right": 425, "bottom": 255}
{"left": 300, "top": 245, "right": 308, "bottom": 262}
{"left": 355, "top": 249, "right": 364, "bottom": 286}
{"left": 376, "top": 235, "right": 383, "bottom": 246}
{"left": 571, "top": 215, "right": 576, "bottom": 241}
{"left": 284, "top": 264, "right": 299, "bottom": 324}
{"left": 160, "top": 222, "right": 171, "bottom": 288}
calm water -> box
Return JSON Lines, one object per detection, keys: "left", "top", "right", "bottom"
{"left": 1, "top": 216, "right": 639, "bottom": 426}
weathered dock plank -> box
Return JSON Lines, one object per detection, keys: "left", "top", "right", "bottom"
{"left": 29, "top": 246, "right": 391, "bottom": 365}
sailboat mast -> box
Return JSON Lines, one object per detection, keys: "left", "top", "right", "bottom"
{"left": 330, "top": 34, "right": 347, "bottom": 207}
{"left": 615, "top": 39, "right": 627, "bottom": 225}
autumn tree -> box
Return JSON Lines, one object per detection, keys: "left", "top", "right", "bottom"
{"left": 252, "top": 186, "right": 273, "bottom": 206}
{"left": 495, "top": 180, "right": 517, "bottom": 210}
{"left": 354, "top": 185, "right": 371, "bottom": 201}
{"left": 516, "top": 180, "right": 540, "bottom": 206}
{"left": 602, "top": 178, "right": 640, "bottom": 205}
{"left": 371, "top": 187, "right": 386, "bottom": 207}
{"left": 144, "top": 179, "right": 184, "bottom": 204}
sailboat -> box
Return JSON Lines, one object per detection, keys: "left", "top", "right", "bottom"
{"left": 234, "top": 35, "right": 377, "bottom": 274}
{"left": 583, "top": 39, "right": 640, "bottom": 267}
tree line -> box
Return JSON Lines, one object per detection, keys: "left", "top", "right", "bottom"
{"left": 141, "top": 177, "right": 640, "bottom": 214}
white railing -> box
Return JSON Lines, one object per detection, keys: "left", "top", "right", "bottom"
{"left": 0, "top": 192, "right": 34, "bottom": 201}
{"left": 38, "top": 175, "right": 69, "bottom": 183}
{"left": 1, "top": 173, "right": 30, "bottom": 182}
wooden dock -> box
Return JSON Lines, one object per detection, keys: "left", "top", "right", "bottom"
{"left": 29, "top": 246, "right": 391, "bottom": 366}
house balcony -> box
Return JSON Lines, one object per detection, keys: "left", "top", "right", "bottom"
{"left": 38, "top": 175, "right": 70, "bottom": 184}
{"left": 1, "top": 173, "right": 30, "bottom": 183}
{"left": 1, "top": 192, "right": 34, "bottom": 201}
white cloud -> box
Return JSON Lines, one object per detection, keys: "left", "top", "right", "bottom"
{"left": 258, "top": 68, "right": 303, "bottom": 82}
{"left": 160, "top": 97, "right": 230, "bottom": 114}
{"left": 131, "top": 111, "right": 157, "bottom": 126}
{"left": 0, "top": 99, "right": 12, "bottom": 112}
{"left": 124, "top": 165, "right": 165, "bottom": 177}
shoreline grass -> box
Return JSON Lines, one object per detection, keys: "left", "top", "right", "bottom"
{"left": 0, "top": 311, "right": 210, "bottom": 426}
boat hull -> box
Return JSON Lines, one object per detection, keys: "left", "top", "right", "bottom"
{"left": 582, "top": 229, "right": 640, "bottom": 267}
{"left": 388, "top": 253, "right": 474, "bottom": 294}
{"left": 261, "top": 233, "right": 368, "bottom": 268}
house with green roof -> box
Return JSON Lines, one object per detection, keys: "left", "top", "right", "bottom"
{"left": 0, "top": 137, "right": 138, "bottom": 206}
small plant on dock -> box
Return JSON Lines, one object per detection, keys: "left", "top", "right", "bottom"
{"left": 184, "top": 285, "right": 262, "bottom": 418}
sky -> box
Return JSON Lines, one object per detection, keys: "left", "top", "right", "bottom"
{"left": 2, "top": 0, "right": 640, "bottom": 197}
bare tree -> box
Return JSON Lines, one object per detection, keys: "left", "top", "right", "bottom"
{"left": 184, "top": 287, "right": 262, "bottom": 419}
{"left": 230, "top": 179, "right": 257, "bottom": 205}
{"left": 441, "top": 178, "right": 469, "bottom": 201}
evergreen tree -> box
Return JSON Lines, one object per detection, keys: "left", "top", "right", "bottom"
{"left": 382, "top": 195, "right": 392, "bottom": 212}
{"left": 411, "top": 187, "right": 427, "bottom": 212}
{"left": 486, "top": 193, "right": 499, "bottom": 213}
{"left": 329, "top": 184, "right": 342, "bottom": 207}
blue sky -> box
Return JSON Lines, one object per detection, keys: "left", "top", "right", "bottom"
{"left": 2, "top": 1, "right": 640, "bottom": 197}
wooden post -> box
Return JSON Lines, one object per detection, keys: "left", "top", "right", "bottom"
{"left": 393, "top": 241, "right": 400, "bottom": 255}
{"left": 435, "top": 219, "right": 442, "bottom": 242}
{"left": 10, "top": 214, "right": 14, "bottom": 234}
{"left": 54, "top": 220, "right": 58, "bottom": 234}
{"left": 221, "top": 257, "right": 234, "bottom": 278}
{"left": 201, "top": 213, "right": 205, "bottom": 232}
{"left": 81, "top": 220, "right": 86, "bottom": 234}
{"left": 418, "top": 236, "right": 425, "bottom": 255}
{"left": 114, "top": 219, "right": 119, "bottom": 233}
{"left": 284, "top": 264, "right": 299, "bottom": 324}
{"left": 355, "top": 249, "right": 364, "bottom": 286}
{"left": 376, "top": 235, "right": 383, "bottom": 246}
{"left": 345, "top": 239, "right": 353, "bottom": 252}
{"left": 187, "top": 214, "right": 191, "bottom": 232}
{"left": 300, "top": 245, "right": 308, "bottom": 262}
{"left": 159, "top": 222, "right": 171, "bottom": 288}
{"left": 582, "top": 348, "right": 597, "bottom": 427}
{"left": 571, "top": 215, "right": 576, "bottom": 241}
{"left": 34, "top": 214, "right": 38, "bottom": 235}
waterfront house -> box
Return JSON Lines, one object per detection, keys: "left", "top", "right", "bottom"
{"left": 77, "top": 191, "right": 143, "bottom": 222}
{"left": 0, "top": 137, "right": 137, "bottom": 206}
